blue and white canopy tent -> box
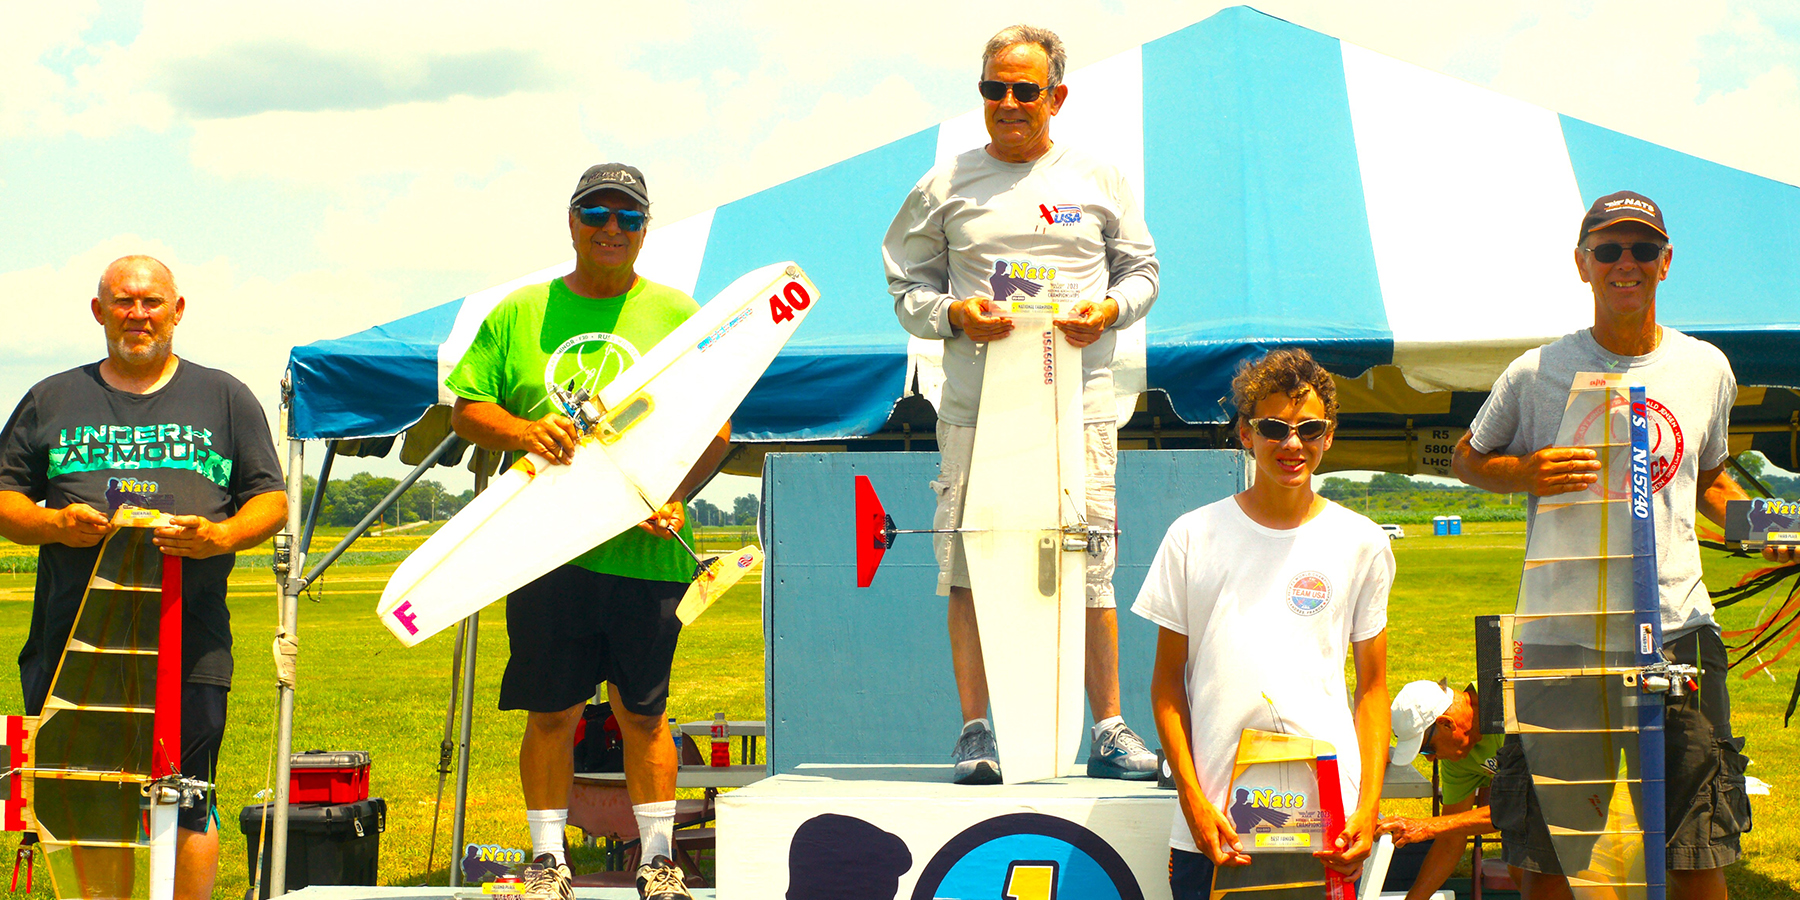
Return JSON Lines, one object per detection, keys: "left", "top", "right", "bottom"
{"left": 288, "top": 5, "right": 1800, "bottom": 478}
{"left": 266, "top": 8, "right": 1800, "bottom": 892}
{"left": 270, "top": 7, "right": 1800, "bottom": 889}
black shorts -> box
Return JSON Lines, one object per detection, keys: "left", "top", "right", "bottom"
{"left": 178, "top": 682, "right": 228, "bottom": 833}
{"left": 498, "top": 565, "right": 686, "bottom": 717}
{"left": 1170, "top": 848, "right": 1214, "bottom": 900}
{"left": 1492, "top": 627, "right": 1751, "bottom": 874}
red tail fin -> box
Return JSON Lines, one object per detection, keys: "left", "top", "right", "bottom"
{"left": 1316, "top": 753, "right": 1354, "bottom": 900}
{"left": 855, "top": 476, "right": 894, "bottom": 588}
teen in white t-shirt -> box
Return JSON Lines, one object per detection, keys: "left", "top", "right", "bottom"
{"left": 1134, "top": 348, "right": 1393, "bottom": 899}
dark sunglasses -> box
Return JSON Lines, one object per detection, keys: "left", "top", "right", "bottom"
{"left": 1247, "top": 417, "right": 1331, "bottom": 443}
{"left": 574, "top": 205, "right": 647, "bottom": 232}
{"left": 978, "top": 80, "right": 1048, "bottom": 103}
{"left": 1584, "top": 241, "right": 1665, "bottom": 264}
{"left": 1419, "top": 720, "right": 1441, "bottom": 758}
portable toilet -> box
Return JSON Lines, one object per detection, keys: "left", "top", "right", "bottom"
{"left": 1433, "top": 515, "right": 1449, "bottom": 536}
{"left": 1448, "top": 515, "right": 1462, "bottom": 535}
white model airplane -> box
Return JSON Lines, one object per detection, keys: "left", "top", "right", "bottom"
{"left": 857, "top": 306, "right": 1094, "bottom": 784}
{"left": 379, "top": 262, "right": 817, "bottom": 647}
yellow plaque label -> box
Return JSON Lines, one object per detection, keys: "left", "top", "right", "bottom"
{"left": 1254, "top": 833, "right": 1312, "bottom": 849}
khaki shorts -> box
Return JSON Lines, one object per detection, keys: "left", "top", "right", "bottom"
{"left": 931, "top": 420, "right": 1118, "bottom": 608}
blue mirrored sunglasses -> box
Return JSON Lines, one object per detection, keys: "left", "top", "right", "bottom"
{"left": 575, "top": 205, "right": 647, "bottom": 232}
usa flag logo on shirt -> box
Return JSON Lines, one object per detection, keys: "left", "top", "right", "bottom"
{"left": 1038, "top": 203, "right": 1081, "bottom": 225}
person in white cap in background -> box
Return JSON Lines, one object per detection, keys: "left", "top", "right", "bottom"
{"left": 1379, "top": 680, "right": 1501, "bottom": 900}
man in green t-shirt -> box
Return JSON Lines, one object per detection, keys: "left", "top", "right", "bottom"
{"left": 1380, "top": 680, "right": 1503, "bottom": 900}
{"left": 446, "top": 163, "right": 728, "bottom": 900}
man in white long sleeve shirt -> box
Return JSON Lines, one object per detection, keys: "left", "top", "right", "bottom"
{"left": 882, "top": 23, "right": 1160, "bottom": 784}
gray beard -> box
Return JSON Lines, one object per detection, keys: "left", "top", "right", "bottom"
{"left": 112, "top": 335, "right": 172, "bottom": 368}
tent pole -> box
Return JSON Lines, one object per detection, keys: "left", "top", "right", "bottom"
{"left": 270, "top": 426, "right": 305, "bottom": 896}
{"left": 299, "top": 442, "right": 338, "bottom": 555}
{"left": 447, "top": 612, "right": 479, "bottom": 885}
{"left": 293, "top": 431, "right": 461, "bottom": 592}
{"left": 426, "top": 620, "right": 466, "bottom": 879}
{"left": 448, "top": 449, "right": 490, "bottom": 887}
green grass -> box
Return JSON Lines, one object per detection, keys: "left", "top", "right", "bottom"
{"left": 0, "top": 522, "right": 1794, "bottom": 897}
{"left": 0, "top": 524, "right": 766, "bottom": 897}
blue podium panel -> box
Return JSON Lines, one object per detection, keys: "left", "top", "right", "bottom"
{"left": 763, "top": 450, "right": 1246, "bottom": 774}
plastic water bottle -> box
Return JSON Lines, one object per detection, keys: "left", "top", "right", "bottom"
{"left": 669, "top": 717, "right": 682, "bottom": 759}
{"left": 710, "top": 712, "right": 730, "bottom": 767}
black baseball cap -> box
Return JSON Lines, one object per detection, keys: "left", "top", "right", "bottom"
{"left": 1579, "top": 191, "right": 1668, "bottom": 242}
{"left": 571, "top": 163, "right": 649, "bottom": 208}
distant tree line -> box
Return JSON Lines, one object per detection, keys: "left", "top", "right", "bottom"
{"left": 1734, "top": 453, "right": 1799, "bottom": 498}
{"left": 298, "top": 474, "right": 762, "bottom": 530}
{"left": 1319, "top": 472, "right": 1525, "bottom": 524}
{"left": 690, "top": 495, "right": 759, "bottom": 527}
{"left": 299, "top": 473, "right": 472, "bottom": 528}
{"left": 1320, "top": 453, "right": 1799, "bottom": 525}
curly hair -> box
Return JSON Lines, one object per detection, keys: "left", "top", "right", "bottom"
{"left": 1229, "top": 348, "right": 1339, "bottom": 425}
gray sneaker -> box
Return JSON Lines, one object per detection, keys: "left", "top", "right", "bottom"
{"left": 950, "top": 721, "right": 1001, "bottom": 785}
{"left": 1087, "top": 721, "right": 1157, "bottom": 780}
{"left": 636, "top": 854, "right": 692, "bottom": 899}
{"left": 521, "top": 853, "right": 573, "bottom": 900}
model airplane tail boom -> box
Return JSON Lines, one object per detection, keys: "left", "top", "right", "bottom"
{"left": 378, "top": 262, "right": 818, "bottom": 646}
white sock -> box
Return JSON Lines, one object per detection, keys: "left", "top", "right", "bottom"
{"left": 526, "top": 809, "right": 567, "bottom": 864}
{"left": 962, "top": 717, "right": 991, "bottom": 734}
{"left": 1092, "top": 715, "right": 1124, "bottom": 739}
{"left": 634, "top": 800, "right": 678, "bottom": 862}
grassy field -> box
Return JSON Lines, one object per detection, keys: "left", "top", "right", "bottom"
{"left": 0, "top": 521, "right": 1794, "bottom": 897}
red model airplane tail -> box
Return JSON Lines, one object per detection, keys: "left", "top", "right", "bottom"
{"left": 1316, "top": 753, "right": 1354, "bottom": 900}
{"left": 854, "top": 476, "right": 896, "bottom": 588}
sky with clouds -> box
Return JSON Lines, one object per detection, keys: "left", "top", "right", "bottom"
{"left": 3, "top": 0, "right": 1797, "bottom": 499}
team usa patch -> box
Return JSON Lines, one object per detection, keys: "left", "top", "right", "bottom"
{"left": 1286, "top": 571, "right": 1333, "bottom": 616}
{"left": 1038, "top": 203, "right": 1082, "bottom": 225}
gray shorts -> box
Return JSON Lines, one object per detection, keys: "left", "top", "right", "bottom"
{"left": 931, "top": 420, "right": 1118, "bottom": 608}
{"left": 1490, "top": 627, "right": 1750, "bottom": 874}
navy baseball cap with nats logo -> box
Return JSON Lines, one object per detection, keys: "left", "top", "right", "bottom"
{"left": 1579, "top": 190, "right": 1668, "bottom": 241}
{"left": 571, "top": 163, "right": 649, "bottom": 207}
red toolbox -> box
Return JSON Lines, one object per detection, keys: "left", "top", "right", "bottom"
{"left": 290, "top": 750, "right": 371, "bottom": 804}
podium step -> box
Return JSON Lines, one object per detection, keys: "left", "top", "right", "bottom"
{"left": 718, "top": 764, "right": 1175, "bottom": 899}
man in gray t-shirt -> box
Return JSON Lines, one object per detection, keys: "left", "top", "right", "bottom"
{"left": 883, "top": 24, "right": 1160, "bottom": 786}
{"left": 1453, "top": 192, "right": 1763, "bottom": 900}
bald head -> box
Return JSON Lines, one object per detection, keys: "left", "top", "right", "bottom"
{"left": 98, "top": 255, "right": 177, "bottom": 300}
{"left": 92, "top": 255, "right": 184, "bottom": 378}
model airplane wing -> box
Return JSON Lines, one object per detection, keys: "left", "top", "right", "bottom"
{"left": 22, "top": 507, "right": 182, "bottom": 899}
{"left": 961, "top": 313, "right": 1087, "bottom": 784}
{"left": 379, "top": 263, "right": 817, "bottom": 646}
{"left": 1499, "top": 373, "right": 1661, "bottom": 900}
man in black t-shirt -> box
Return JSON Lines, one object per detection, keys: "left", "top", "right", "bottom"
{"left": 0, "top": 255, "right": 286, "bottom": 900}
